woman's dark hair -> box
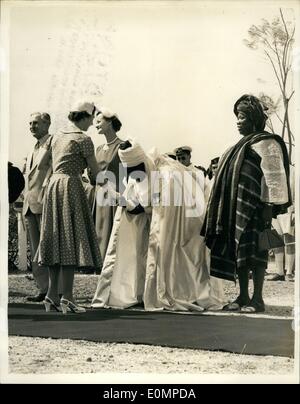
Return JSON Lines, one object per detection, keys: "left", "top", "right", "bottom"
{"left": 68, "top": 111, "right": 91, "bottom": 122}
{"left": 106, "top": 116, "right": 122, "bottom": 132}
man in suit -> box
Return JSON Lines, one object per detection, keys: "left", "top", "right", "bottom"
{"left": 23, "top": 112, "right": 52, "bottom": 301}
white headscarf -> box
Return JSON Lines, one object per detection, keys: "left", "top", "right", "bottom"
{"left": 118, "top": 139, "right": 156, "bottom": 212}
{"left": 118, "top": 138, "right": 148, "bottom": 168}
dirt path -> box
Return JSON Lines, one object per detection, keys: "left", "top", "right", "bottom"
{"left": 9, "top": 336, "right": 294, "bottom": 375}
{"left": 7, "top": 266, "right": 296, "bottom": 376}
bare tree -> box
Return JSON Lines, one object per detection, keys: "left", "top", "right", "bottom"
{"left": 259, "top": 92, "right": 295, "bottom": 151}
{"left": 244, "top": 9, "right": 295, "bottom": 162}
{"left": 258, "top": 92, "right": 280, "bottom": 134}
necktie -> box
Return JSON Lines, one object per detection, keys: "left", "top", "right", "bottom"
{"left": 30, "top": 142, "right": 40, "bottom": 169}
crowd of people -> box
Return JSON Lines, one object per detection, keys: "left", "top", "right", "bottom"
{"left": 9, "top": 94, "right": 294, "bottom": 315}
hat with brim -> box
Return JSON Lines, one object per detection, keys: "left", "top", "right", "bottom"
{"left": 99, "top": 107, "right": 119, "bottom": 120}
{"left": 174, "top": 146, "right": 192, "bottom": 156}
{"left": 71, "top": 100, "right": 96, "bottom": 116}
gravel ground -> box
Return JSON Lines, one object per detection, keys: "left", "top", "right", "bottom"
{"left": 7, "top": 262, "right": 296, "bottom": 376}
{"left": 8, "top": 336, "right": 294, "bottom": 375}
{"left": 8, "top": 262, "right": 295, "bottom": 317}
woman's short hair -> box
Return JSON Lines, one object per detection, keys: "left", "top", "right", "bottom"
{"left": 99, "top": 108, "right": 122, "bottom": 132}
{"left": 106, "top": 115, "right": 122, "bottom": 132}
{"left": 68, "top": 111, "right": 91, "bottom": 122}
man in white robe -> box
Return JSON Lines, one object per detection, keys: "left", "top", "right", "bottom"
{"left": 92, "top": 140, "right": 224, "bottom": 311}
{"left": 92, "top": 141, "right": 152, "bottom": 308}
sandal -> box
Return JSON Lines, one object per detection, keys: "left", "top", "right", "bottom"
{"left": 240, "top": 300, "right": 265, "bottom": 313}
{"left": 60, "top": 298, "right": 86, "bottom": 314}
{"left": 223, "top": 297, "right": 250, "bottom": 312}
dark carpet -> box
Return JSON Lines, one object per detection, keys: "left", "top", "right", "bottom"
{"left": 8, "top": 304, "right": 294, "bottom": 357}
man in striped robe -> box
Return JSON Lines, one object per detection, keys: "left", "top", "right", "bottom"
{"left": 201, "top": 94, "right": 292, "bottom": 313}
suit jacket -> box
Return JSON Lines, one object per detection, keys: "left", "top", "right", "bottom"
{"left": 23, "top": 134, "right": 52, "bottom": 216}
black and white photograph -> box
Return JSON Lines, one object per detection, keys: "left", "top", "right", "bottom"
{"left": 0, "top": 0, "right": 299, "bottom": 385}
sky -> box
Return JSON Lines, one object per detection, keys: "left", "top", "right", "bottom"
{"left": 4, "top": 0, "right": 299, "bottom": 170}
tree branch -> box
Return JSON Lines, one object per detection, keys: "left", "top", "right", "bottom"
{"left": 275, "top": 112, "right": 284, "bottom": 124}
{"left": 274, "top": 39, "right": 285, "bottom": 83}
{"left": 266, "top": 118, "right": 275, "bottom": 134}
{"left": 275, "top": 111, "right": 295, "bottom": 140}
{"left": 280, "top": 8, "right": 290, "bottom": 37}
{"left": 251, "top": 29, "right": 278, "bottom": 55}
{"left": 282, "top": 39, "right": 288, "bottom": 76}
{"left": 281, "top": 110, "right": 287, "bottom": 139}
{"left": 288, "top": 90, "right": 295, "bottom": 102}
{"left": 285, "top": 36, "right": 294, "bottom": 74}
{"left": 264, "top": 50, "right": 284, "bottom": 94}
{"left": 279, "top": 9, "right": 292, "bottom": 77}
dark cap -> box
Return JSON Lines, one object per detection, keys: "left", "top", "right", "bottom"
{"left": 211, "top": 157, "right": 219, "bottom": 165}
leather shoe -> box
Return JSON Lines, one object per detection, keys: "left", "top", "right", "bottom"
{"left": 286, "top": 274, "right": 294, "bottom": 282}
{"left": 26, "top": 293, "right": 46, "bottom": 302}
{"left": 223, "top": 296, "right": 250, "bottom": 312}
{"left": 267, "top": 273, "right": 285, "bottom": 281}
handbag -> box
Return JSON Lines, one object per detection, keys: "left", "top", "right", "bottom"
{"left": 258, "top": 227, "right": 285, "bottom": 251}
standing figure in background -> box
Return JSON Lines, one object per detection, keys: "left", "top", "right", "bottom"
{"left": 202, "top": 94, "right": 291, "bottom": 313}
{"left": 93, "top": 108, "right": 125, "bottom": 260}
{"left": 175, "top": 145, "right": 206, "bottom": 192}
{"left": 207, "top": 157, "right": 220, "bottom": 181}
{"left": 202, "top": 156, "right": 225, "bottom": 305}
{"left": 37, "top": 101, "right": 102, "bottom": 313}
{"left": 8, "top": 162, "right": 25, "bottom": 204}
{"left": 174, "top": 146, "right": 194, "bottom": 169}
{"left": 204, "top": 157, "right": 220, "bottom": 204}
{"left": 23, "top": 112, "right": 53, "bottom": 302}
{"left": 267, "top": 164, "right": 295, "bottom": 282}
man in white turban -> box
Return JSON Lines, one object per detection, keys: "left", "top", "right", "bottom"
{"left": 92, "top": 139, "right": 152, "bottom": 308}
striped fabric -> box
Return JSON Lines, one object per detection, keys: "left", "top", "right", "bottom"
{"left": 202, "top": 131, "right": 291, "bottom": 282}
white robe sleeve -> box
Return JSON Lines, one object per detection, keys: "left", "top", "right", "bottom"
{"left": 251, "top": 139, "right": 289, "bottom": 205}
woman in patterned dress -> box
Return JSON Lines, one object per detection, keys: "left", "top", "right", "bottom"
{"left": 38, "top": 101, "right": 102, "bottom": 313}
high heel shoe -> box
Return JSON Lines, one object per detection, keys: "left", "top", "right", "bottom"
{"left": 60, "top": 298, "right": 86, "bottom": 314}
{"left": 43, "top": 296, "right": 62, "bottom": 312}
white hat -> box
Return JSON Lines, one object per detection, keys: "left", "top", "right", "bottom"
{"left": 174, "top": 146, "right": 192, "bottom": 155}
{"left": 99, "top": 107, "right": 119, "bottom": 120}
{"left": 71, "top": 100, "right": 95, "bottom": 116}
